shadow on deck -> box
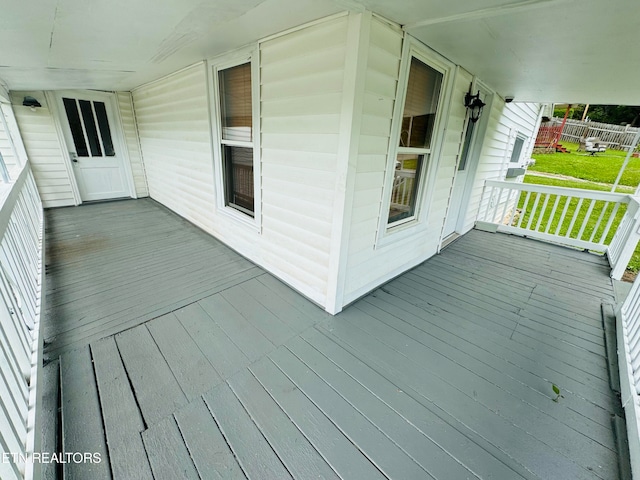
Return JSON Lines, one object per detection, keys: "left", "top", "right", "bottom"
{"left": 42, "top": 198, "right": 627, "bottom": 480}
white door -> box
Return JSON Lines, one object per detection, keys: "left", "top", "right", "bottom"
{"left": 443, "top": 88, "right": 492, "bottom": 237}
{"left": 57, "top": 92, "right": 132, "bottom": 202}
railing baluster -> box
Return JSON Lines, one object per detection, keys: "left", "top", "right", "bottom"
{"left": 601, "top": 202, "right": 623, "bottom": 245}
{"left": 566, "top": 198, "right": 584, "bottom": 237}
{"left": 491, "top": 187, "right": 503, "bottom": 223}
{"left": 555, "top": 196, "right": 572, "bottom": 235}
{"left": 516, "top": 191, "right": 531, "bottom": 228}
{"left": 577, "top": 199, "right": 597, "bottom": 240}
{"left": 525, "top": 193, "right": 541, "bottom": 230}
{"left": 535, "top": 194, "right": 550, "bottom": 231}
{"left": 545, "top": 195, "right": 561, "bottom": 234}
{"left": 589, "top": 201, "right": 609, "bottom": 243}
{"left": 500, "top": 188, "right": 513, "bottom": 225}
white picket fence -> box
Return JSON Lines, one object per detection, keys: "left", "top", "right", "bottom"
{"left": 549, "top": 117, "right": 640, "bottom": 151}
{"left": 477, "top": 180, "right": 639, "bottom": 279}
{"left": 0, "top": 164, "right": 44, "bottom": 480}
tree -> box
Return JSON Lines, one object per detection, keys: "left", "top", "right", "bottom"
{"left": 553, "top": 104, "right": 640, "bottom": 126}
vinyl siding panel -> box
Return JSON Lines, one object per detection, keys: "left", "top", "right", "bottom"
{"left": 132, "top": 64, "right": 215, "bottom": 232}
{"left": 260, "top": 16, "right": 348, "bottom": 304}
{"left": 342, "top": 21, "right": 474, "bottom": 305}
{"left": 117, "top": 92, "right": 148, "bottom": 197}
{"left": 10, "top": 91, "right": 76, "bottom": 208}
{"left": 133, "top": 16, "right": 349, "bottom": 307}
{"left": 460, "top": 100, "right": 541, "bottom": 232}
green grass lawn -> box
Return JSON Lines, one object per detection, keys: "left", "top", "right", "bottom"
{"left": 529, "top": 141, "right": 640, "bottom": 186}
{"left": 525, "top": 143, "right": 640, "bottom": 273}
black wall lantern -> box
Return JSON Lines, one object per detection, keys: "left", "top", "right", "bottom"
{"left": 22, "top": 96, "right": 42, "bottom": 111}
{"left": 464, "top": 85, "right": 485, "bottom": 123}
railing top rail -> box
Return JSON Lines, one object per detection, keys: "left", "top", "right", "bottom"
{"left": 484, "top": 179, "right": 631, "bottom": 203}
{"left": 0, "top": 163, "right": 29, "bottom": 236}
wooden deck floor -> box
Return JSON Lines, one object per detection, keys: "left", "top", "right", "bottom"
{"left": 42, "top": 199, "right": 626, "bottom": 480}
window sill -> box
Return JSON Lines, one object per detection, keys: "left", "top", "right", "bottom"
{"left": 375, "top": 216, "right": 424, "bottom": 249}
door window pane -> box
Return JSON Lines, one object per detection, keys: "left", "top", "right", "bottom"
{"left": 223, "top": 146, "right": 254, "bottom": 215}
{"left": 94, "top": 102, "right": 115, "bottom": 156}
{"left": 63, "top": 98, "right": 89, "bottom": 157}
{"left": 399, "top": 58, "right": 443, "bottom": 149}
{"left": 510, "top": 136, "right": 525, "bottom": 163}
{"left": 219, "top": 63, "right": 252, "bottom": 142}
{"left": 388, "top": 154, "right": 423, "bottom": 224}
{"left": 79, "top": 100, "right": 102, "bottom": 156}
{"left": 458, "top": 121, "right": 475, "bottom": 171}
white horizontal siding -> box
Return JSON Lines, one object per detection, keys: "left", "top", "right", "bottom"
{"left": 342, "top": 21, "right": 472, "bottom": 305}
{"left": 260, "top": 15, "right": 348, "bottom": 304}
{"left": 460, "top": 100, "right": 542, "bottom": 233}
{"left": 132, "top": 16, "right": 349, "bottom": 307}
{"left": 116, "top": 92, "right": 148, "bottom": 198}
{"left": 133, "top": 63, "right": 215, "bottom": 231}
{"left": 10, "top": 91, "right": 76, "bottom": 208}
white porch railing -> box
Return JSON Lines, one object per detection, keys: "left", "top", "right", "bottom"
{"left": 618, "top": 277, "right": 640, "bottom": 477}
{"left": 477, "top": 180, "right": 639, "bottom": 280}
{"left": 0, "top": 164, "right": 45, "bottom": 480}
{"left": 390, "top": 169, "right": 415, "bottom": 212}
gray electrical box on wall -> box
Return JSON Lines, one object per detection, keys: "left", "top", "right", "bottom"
{"left": 506, "top": 167, "right": 526, "bottom": 178}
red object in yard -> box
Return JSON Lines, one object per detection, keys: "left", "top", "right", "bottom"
{"left": 534, "top": 104, "right": 571, "bottom": 153}
{"left": 534, "top": 125, "right": 563, "bottom": 152}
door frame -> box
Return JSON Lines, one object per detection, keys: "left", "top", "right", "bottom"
{"left": 48, "top": 90, "right": 137, "bottom": 204}
{"left": 444, "top": 79, "right": 493, "bottom": 238}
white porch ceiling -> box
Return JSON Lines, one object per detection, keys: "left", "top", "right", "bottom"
{"left": 0, "top": 0, "right": 638, "bottom": 104}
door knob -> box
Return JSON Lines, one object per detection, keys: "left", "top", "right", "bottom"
{"left": 70, "top": 152, "right": 78, "bottom": 163}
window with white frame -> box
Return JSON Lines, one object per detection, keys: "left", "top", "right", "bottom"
{"left": 387, "top": 56, "right": 444, "bottom": 226}
{"left": 216, "top": 61, "right": 255, "bottom": 217}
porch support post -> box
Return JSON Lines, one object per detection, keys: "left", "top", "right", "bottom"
{"left": 325, "top": 11, "right": 371, "bottom": 314}
{"left": 613, "top": 129, "right": 640, "bottom": 193}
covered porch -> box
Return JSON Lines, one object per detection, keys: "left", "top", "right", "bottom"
{"left": 41, "top": 198, "right": 627, "bottom": 479}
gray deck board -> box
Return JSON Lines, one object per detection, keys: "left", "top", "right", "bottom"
{"left": 198, "top": 294, "right": 276, "bottom": 362}
{"left": 174, "top": 398, "right": 246, "bottom": 480}
{"left": 228, "top": 369, "right": 340, "bottom": 480}
{"left": 91, "top": 337, "right": 152, "bottom": 480}
{"left": 203, "top": 383, "right": 293, "bottom": 480}
{"left": 141, "top": 415, "right": 200, "bottom": 480}
{"left": 347, "top": 302, "right": 618, "bottom": 465}
{"left": 59, "top": 346, "right": 111, "bottom": 480}
{"left": 284, "top": 335, "right": 479, "bottom": 479}
{"left": 250, "top": 356, "right": 388, "bottom": 480}
{"left": 42, "top": 200, "right": 625, "bottom": 480}
{"left": 114, "top": 325, "right": 187, "bottom": 425}
{"left": 221, "top": 283, "right": 298, "bottom": 344}
{"left": 315, "top": 318, "right": 609, "bottom": 480}
{"left": 300, "top": 328, "right": 531, "bottom": 480}
{"left": 40, "top": 359, "right": 60, "bottom": 480}
{"left": 174, "top": 302, "right": 250, "bottom": 379}
{"left": 146, "top": 313, "right": 222, "bottom": 400}
{"left": 362, "top": 292, "right": 617, "bottom": 432}
{"left": 388, "top": 276, "right": 610, "bottom": 379}
{"left": 269, "top": 346, "right": 434, "bottom": 479}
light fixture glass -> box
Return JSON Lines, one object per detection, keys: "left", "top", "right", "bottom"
{"left": 464, "top": 86, "right": 485, "bottom": 123}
